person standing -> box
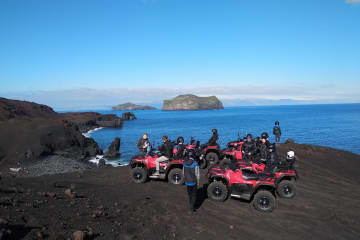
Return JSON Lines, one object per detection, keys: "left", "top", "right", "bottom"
{"left": 273, "top": 121, "right": 282, "bottom": 143}
{"left": 137, "top": 133, "right": 150, "bottom": 153}
{"left": 183, "top": 150, "right": 200, "bottom": 213}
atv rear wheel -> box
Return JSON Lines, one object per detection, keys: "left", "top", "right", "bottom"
{"left": 207, "top": 181, "right": 228, "bottom": 202}
{"left": 168, "top": 168, "right": 184, "bottom": 185}
{"left": 253, "top": 190, "right": 276, "bottom": 212}
{"left": 131, "top": 167, "right": 147, "bottom": 184}
{"left": 206, "top": 152, "right": 219, "bottom": 166}
{"left": 277, "top": 180, "right": 296, "bottom": 198}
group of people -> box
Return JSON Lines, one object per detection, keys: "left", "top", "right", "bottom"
{"left": 135, "top": 121, "right": 284, "bottom": 213}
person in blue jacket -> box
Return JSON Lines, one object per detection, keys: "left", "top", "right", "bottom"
{"left": 183, "top": 150, "right": 200, "bottom": 213}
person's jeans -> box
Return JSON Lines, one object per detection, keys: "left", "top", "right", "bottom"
{"left": 275, "top": 135, "right": 281, "bottom": 143}
{"left": 187, "top": 185, "right": 198, "bottom": 211}
{"left": 155, "top": 156, "right": 169, "bottom": 171}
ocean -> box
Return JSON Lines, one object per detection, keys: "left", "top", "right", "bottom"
{"left": 85, "top": 104, "right": 360, "bottom": 166}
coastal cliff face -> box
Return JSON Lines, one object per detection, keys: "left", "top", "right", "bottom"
{"left": 162, "top": 94, "right": 224, "bottom": 111}
{"left": 0, "top": 98, "right": 104, "bottom": 169}
{"left": 112, "top": 102, "right": 156, "bottom": 111}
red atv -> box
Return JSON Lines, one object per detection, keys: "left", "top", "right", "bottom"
{"left": 207, "top": 164, "right": 297, "bottom": 212}
{"left": 130, "top": 152, "right": 184, "bottom": 185}
{"left": 221, "top": 141, "right": 244, "bottom": 161}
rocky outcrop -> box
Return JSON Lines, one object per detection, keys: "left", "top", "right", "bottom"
{"left": 61, "top": 112, "right": 123, "bottom": 133}
{"left": 162, "top": 94, "right": 224, "bottom": 111}
{"left": 112, "top": 102, "right": 156, "bottom": 111}
{"left": 0, "top": 98, "right": 103, "bottom": 170}
{"left": 104, "top": 137, "right": 121, "bottom": 159}
{"left": 121, "top": 112, "right": 136, "bottom": 120}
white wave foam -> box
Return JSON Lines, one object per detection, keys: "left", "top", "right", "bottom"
{"left": 83, "top": 127, "right": 104, "bottom": 138}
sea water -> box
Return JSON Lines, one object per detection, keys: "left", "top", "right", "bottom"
{"left": 85, "top": 104, "right": 360, "bottom": 166}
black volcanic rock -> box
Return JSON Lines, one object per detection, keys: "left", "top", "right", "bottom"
{"left": 162, "top": 94, "right": 224, "bottom": 111}
{"left": 121, "top": 112, "right": 136, "bottom": 120}
{"left": 0, "top": 98, "right": 103, "bottom": 170}
{"left": 104, "top": 137, "right": 121, "bottom": 159}
{"left": 112, "top": 102, "right": 156, "bottom": 110}
{"left": 61, "top": 112, "right": 123, "bottom": 133}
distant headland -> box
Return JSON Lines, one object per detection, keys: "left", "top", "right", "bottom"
{"left": 112, "top": 102, "right": 156, "bottom": 111}
{"left": 162, "top": 94, "right": 224, "bottom": 111}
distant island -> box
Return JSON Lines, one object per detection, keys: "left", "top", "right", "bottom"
{"left": 162, "top": 94, "right": 224, "bottom": 111}
{"left": 112, "top": 102, "right": 156, "bottom": 111}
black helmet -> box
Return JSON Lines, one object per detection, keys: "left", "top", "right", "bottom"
{"left": 212, "top": 129, "right": 218, "bottom": 134}
{"left": 261, "top": 132, "right": 269, "bottom": 139}
{"left": 177, "top": 136, "right": 184, "bottom": 144}
{"left": 275, "top": 121, "right": 280, "bottom": 126}
{"left": 246, "top": 133, "right": 253, "bottom": 139}
{"left": 255, "top": 137, "right": 260, "bottom": 142}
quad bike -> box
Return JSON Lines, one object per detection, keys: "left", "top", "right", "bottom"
{"left": 218, "top": 157, "right": 298, "bottom": 199}
{"left": 129, "top": 150, "right": 184, "bottom": 185}
{"left": 207, "top": 162, "right": 298, "bottom": 212}
{"left": 207, "top": 166, "right": 278, "bottom": 212}
{"left": 221, "top": 141, "right": 244, "bottom": 161}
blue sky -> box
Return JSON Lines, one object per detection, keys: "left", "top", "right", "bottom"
{"left": 0, "top": 0, "right": 359, "bottom": 109}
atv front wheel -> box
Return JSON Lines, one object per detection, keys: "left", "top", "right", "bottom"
{"left": 277, "top": 180, "right": 296, "bottom": 198}
{"left": 206, "top": 152, "right": 219, "bottom": 166}
{"left": 168, "top": 168, "right": 184, "bottom": 185}
{"left": 253, "top": 190, "right": 276, "bottom": 212}
{"left": 131, "top": 167, "right": 147, "bottom": 184}
{"left": 207, "top": 181, "right": 228, "bottom": 202}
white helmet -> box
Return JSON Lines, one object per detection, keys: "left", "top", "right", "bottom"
{"left": 287, "top": 151, "right": 295, "bottom": 159}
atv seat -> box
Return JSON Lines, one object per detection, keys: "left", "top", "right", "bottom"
{"left": 242, "top": 170, "right": 274, "bottom": 180}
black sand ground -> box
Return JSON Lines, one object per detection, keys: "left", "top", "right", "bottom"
{"left": 1, "top": 143, "right": 360, "bottom": 240}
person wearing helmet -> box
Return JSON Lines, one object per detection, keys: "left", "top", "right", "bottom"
{"left": 174, "top": 136, "right": 185, "bottom": 159}
{"left": 242, "top": 134, "right": 257, "bottom": 160}
{"left": 264, "top": 144, "right": 279, "bottom": 172}
{"left": 154, "top": 136, "right": 173, "bottom": 176}
{"left": 286, "top": 150, "right": 296, "bottom": 170}
{"left": 183, "top": 149, "right": 200, "bottom": 213}
{"left": 201, "top": 129, "right": 219, "bottom": 150}
{"left": 208, "top": 129, "right": 218, "bottom": 146}
{"left": 258, "top": 132, "right": 271, "bottom": 162}
{"left": 273, "top": 121, "right": 282, "bottom": 143}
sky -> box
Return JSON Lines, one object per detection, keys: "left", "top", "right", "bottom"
{"left": 0, "top": 0, "right": 359, "bottom": 110}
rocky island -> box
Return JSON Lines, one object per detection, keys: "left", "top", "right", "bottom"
{"left": 162, "top": 94, "right": 224, "bottom": 111}
{"left": 112, "top": 102, "right": 156, "bottom": 111}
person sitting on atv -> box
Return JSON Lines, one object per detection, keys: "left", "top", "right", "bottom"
{"left": 137, "top": 133, "right": 150, "bottom": 153}
{"left": 242, "top": 134, "right": 257, "bottom": 161}
{"left": 201, "top": 129, "right": 219, "bottom": 150}
{"left": 258, "top": 132, "right": 271, "bottom": 162}
{"left": 154, "top": 136, "right": 174, "bottom": 176}
{"left": 264, "top": 144, "right": 280, "bottom": 173}
{"left": 174, "top": 136, "right": 186, "bottom": 160}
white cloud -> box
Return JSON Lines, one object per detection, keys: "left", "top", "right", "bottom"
{"left": 345, "top": 0, "right": 360, "bottom": 3}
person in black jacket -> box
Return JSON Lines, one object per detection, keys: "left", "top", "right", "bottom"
{"left": 264, "top": 144, "right": 280, "bottom": 172}
{"left": 201, "top": 129, "right": 219, "bottom": 150}
{"left": 174, "top": 136, "right": 185, "bottom": 160}
{"left": 273, "top": 121, "right": 282, "bottom": 143}
{"left": 154, "top": 136, "right": 173, "bottom": 176}
{"left": 258, "top": 132, "right": 271, "bottom": 162}
{"left": 183, "top": 150, "right": 200, "bottom": 213}
{"left": 242, "top": 134, "right": 257, "bottom": 160}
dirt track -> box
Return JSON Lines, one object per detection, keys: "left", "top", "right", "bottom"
{"left": 1, "top": 143, "right": 360, "bottom": 240}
